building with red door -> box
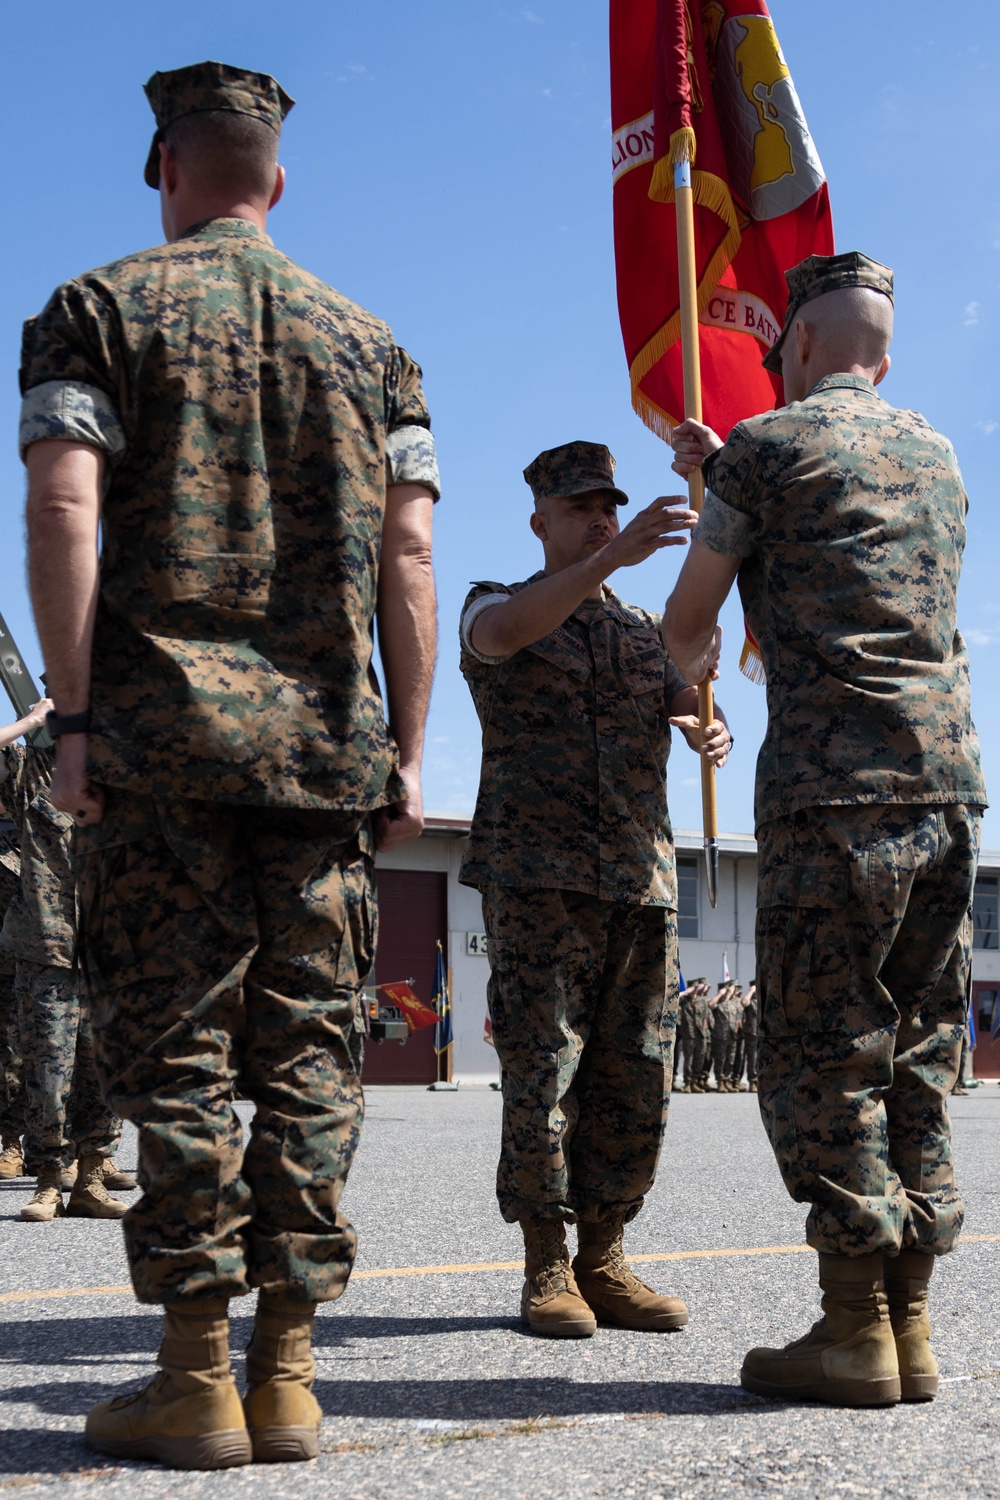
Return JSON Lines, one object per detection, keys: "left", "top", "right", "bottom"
{"left": 367, "top": 817, "right": 1000, "bottom": 1086}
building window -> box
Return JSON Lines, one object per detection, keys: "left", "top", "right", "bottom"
{"left": 973, "top": 875, "right": 998, "bottom": 950}
{"left": 977, "top": 988, "right": 997, "bottom": 1033}
{"left": 677, "top": 856, "right": 699, "bottom": 939}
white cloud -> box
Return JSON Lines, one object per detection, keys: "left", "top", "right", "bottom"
{"left": 349, "top": 63, "right": 366, "bottom": 74}
{"left": 963, "top": 301, "right": 981, "bottom": 326}
{"left": 521, "top": 8, "right": 544, "bottom": 22}
{"left": 964, "top": 627, "right": 1000, "bottom": 647}
{"left": 540, "top": 86, "right": 553, "bottom": 98}
{"left": 975, "top": 419, "right": 998, "bottom": 436}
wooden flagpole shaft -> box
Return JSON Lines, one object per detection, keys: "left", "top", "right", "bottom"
{"left": 674, "top": 157, "right": 719, "bottom": 908}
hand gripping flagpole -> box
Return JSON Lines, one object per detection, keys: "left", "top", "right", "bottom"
{"left": 673, "top": 152, "right": 719, "bottom": 908}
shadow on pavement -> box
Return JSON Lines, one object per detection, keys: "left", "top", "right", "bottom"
{"left": 0, "top": 1378, "right": 759, "bottom": 1475}
{"left": 312, "top": 1374, "right": 755, "bottom": 1420}
{"left": 0, "top": 1315, "right": 159, "bottom": 1364}
{"left": 307, "top": 1313, "right": 518, "bottom": 1343}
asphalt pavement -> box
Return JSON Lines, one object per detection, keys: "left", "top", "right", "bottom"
{"left": 1, "top": 1083, "right": 998, "bottom": 1499}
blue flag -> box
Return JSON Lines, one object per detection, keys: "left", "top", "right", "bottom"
{"left": 433, "top": 941, "right": 453, "bottom": 1056}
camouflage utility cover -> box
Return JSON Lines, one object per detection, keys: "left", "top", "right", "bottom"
{"left": 763, "top": 250, "right": 893, "bottom": 374}
{"left": 143, "top": 61, "right": 294, "bottom": 188}
{"left": 459, "top": 576, "right": 688, "bottom": 906}
{"left": 523, "top": 440, "right": 629, "bottom": 507}
{"left": 0, "top": 745, "right": 75, "bottom": 967}
{"left": 20, "top": 218, "right": 440, "bottom": 810}
{"left": 696, "top": 374, "right": 987, "bottom": 827}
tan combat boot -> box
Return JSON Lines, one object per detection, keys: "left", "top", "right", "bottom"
{"left": 103, "top": 1157, "right": 138, "bottom": 1192}
{"left": 741, "top": 1251, "right": 901, "bottom": 1407}
{"left": 0, "top": 1137, "right": 24, "bottom": 1179}
{"left": 573, "top": 1214, "right": 688, "bottom": 1331}
{"left": 885, "top": 1250, "right": 937, "bottom": 1401}
{"left": 66, "top": 1152, "right": 127, "bottom": 1219}
{"left": 244, "top": 1293, "right": 323, "bottom": 1462}
{"left": 60, "top": 1160, "right": 78, "bottom": 1191}
{"left": 520, "top": 1219, "right": 597, "bottom": 1337}
{"left": 20, "top": 1165, "right": 64, "bottom": 1221}
{"left": 85, "top": 1298, "right": 251, "bottom": 1469}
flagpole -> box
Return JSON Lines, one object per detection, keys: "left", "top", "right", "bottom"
{"left": 673, "top": 151, "right": 719, "bottom": 909}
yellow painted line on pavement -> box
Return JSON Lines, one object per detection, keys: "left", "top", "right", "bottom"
{"left": 3, "top": 1233, "right": 999, "bottom": 1306}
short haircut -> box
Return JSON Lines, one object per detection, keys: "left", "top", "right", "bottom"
{"left": 801, "top": 285, "right": 893, "bottom": 371}
{"left": 164, "top": 109, "right": 278, "bottom": 200}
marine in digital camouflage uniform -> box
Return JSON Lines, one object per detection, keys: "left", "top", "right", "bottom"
{"left": 740, "top": 982, "right": 759, "bottom": 1092}
{"left": 22, "top": 60, "right": 440, "bottom": 1469}
{"left": 709, "top": 984, "right": 741, "bottom": 1092}
{"left": 0, "top": 707, "right": 123, "bottom": 1221}
{"left": 460, "top": 439, "right": 731, "bottom": 1338}
{"left": 665, "top": 251, "right": 987, "bottom": 1406}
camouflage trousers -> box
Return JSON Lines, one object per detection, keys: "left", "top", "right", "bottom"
{"left": 711, "top": 1025, "right": 738, "bottom": 1087}
{"left": 76, "top": 790, "right": 375, "bottom": 1306}
{"left": 755, "top": 803, "right": 981, "bottom": 1257}
{"left": 681, "top": 1023, "right": 709, "bottom": 1085}
{"left": 672, "top": 1010, "right": 706, "bottom": 1085}
{"left": 0, "top": 946, "right": 24, "bottom": 1139}
{"left": 16, "top": 960, "right": 121, "bottom": 1171}
{"left": 743, "top": 1033, "right": 758, "bottom": 1087}
{"left": 483, "top": 886, "right": 677, "bottom": 1225}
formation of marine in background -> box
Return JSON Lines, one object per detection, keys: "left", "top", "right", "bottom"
{"left": 672, "top": 980, "right": 758, "bottom": 1093}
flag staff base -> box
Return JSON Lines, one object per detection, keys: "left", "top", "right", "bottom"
{"left": 427, "top": 1080, "right": 459, "bottom": 1092}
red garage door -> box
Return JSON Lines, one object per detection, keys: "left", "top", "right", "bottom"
{"left": 364, "top": 868, "right": 447, "bottom": 1085}
{"left": 972, "top": 982, "right": 1000, "bottom": 1078}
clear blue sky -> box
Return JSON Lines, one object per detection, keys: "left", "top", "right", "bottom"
{"left": 2, "top": 2, "right": 998, "bottom": 843}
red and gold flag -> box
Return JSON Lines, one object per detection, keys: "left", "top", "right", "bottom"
{"left": 611, "top": 0, "right": 834, "bottom": 442}
{"left": 379, "top": 982, "right": 440, "bottom": 1034}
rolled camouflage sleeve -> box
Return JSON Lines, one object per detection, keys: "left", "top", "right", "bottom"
{"left": 19, "top": 380, "right": 126, "bottom": 462}
{"left": 384, "top": 342, "right": 440, "bottom": 499}
{"left": 693, "top": 490, "right": 755, "bottom": 558}
{"left": 698, "top": 425, "right": 761, "bottom": 557}
{"left": 460, "top": 589, "right": 511, "bottom": 665}
{"left": 386, "top": 424, "right": 441, "bottom": 498}
{"left": 19, "top": 281, "right": 127, "bottom": 465}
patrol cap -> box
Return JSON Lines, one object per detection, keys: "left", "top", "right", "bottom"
{"left": 762, "top": 251, "right": 894, "bottom": 374}
{"left": 523, "top": 440, "right": 629, "bottom": 507}
{"left": 143, "top": 60, "right": 294, "bottom": 189}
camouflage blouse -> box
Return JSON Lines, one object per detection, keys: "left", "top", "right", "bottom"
{"left": 19, "top": 218, "right": 439, "bottom": 810}
{"left": 459, "top": 576, "right": 689, "bottom": 907}
{"left": 697, "top": 375, "right": 987, "bottom": 827}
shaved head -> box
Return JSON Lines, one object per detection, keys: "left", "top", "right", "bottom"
{"left": 799, "top": 286, "right": 894, "bottom": 372}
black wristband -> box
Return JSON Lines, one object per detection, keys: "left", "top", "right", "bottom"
{"left": 45, "top": 709, "right": 91, "bottom": 738}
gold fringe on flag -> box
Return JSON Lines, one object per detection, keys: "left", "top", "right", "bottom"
{"left": 665, "top": 125, "right": 697, "bottom": 166}
{"left": 626, "top": 160, "right": 742, "bottom": 443}
{"left": 739, "top": 632, "right": 766, "bottom": 684}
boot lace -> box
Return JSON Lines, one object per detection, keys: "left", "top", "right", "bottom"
{"left": 535, "top": 1220, "right": 571, "bottom": 1296}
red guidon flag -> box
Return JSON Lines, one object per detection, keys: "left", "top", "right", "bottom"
{"left": 611, "top": 2, "right": 834, "bottom": 674}
{"left": 379, "top": 983, "right": 440, "bottom": 1034}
